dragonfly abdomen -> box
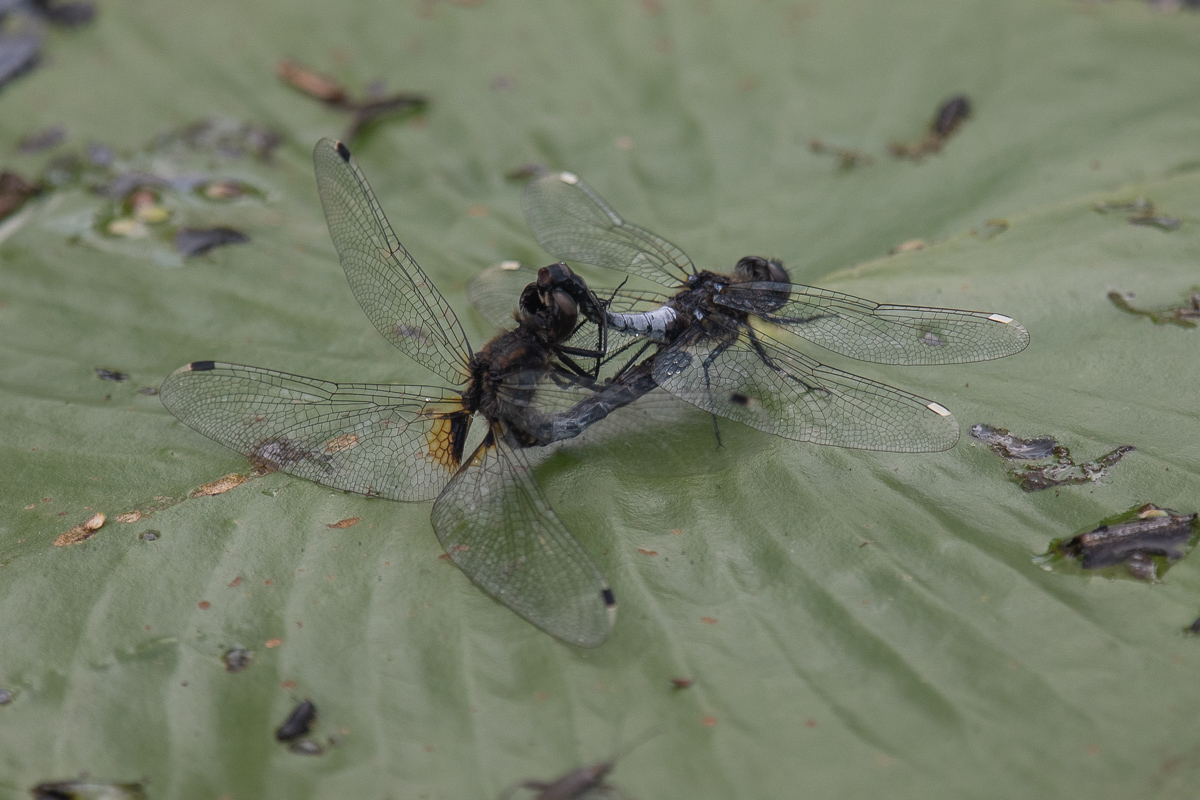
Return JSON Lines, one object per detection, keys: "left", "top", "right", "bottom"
{"left": 606, "top": 306, "right": 677, "bottom": 343}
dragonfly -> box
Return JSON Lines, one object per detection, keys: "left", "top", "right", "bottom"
{"left": 473, "top": 170, "right": 1030, "bottom": 452}
{"left": 159, "top": 139, "right": 619, "bottom": 647}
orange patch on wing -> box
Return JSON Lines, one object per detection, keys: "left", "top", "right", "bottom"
{"left": 424, "top": 413, "right": 465, "bottom": 472}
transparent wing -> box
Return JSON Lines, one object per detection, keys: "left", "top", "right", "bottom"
{"left": 716, "top": 282, "right": 1029, "bottom": 365}
{"left": 521, "top": 170, "right": 693, "bottom": 286}
{"left": 430, "top": 425, "right": 616, "bottom": 648}
{"left": 313, "top": 138, "right": 472, "bottom": 384}
{"left": 651, "top": 329, "right": 960, "bottom": 452}
{"left": 160, "top": 361, "right": 466, "bottom": 502}
{"left": 465, "top": 261, "right": 535, "bottom": 329}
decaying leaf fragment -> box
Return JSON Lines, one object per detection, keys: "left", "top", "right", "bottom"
{"left": 53, "top": 512, "right": 106, "bottom": 547}
{"left": 190, "top": 473, "right": 251, "bottom": 498}
{"left": 1047, "top": 504, "right": 1199, "bottom": 581}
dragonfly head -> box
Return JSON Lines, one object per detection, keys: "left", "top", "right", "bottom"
{"left": 536, "top": 262, "right": 607, "bottom": 324}
{"left": 518, "top": 274, "right": 580, "bottom": 343}
{"left": 732, "top": 256, "right": 791, "bottom": 312}
{"left": 733, "top": 255, "right": 789, "bottom": 284}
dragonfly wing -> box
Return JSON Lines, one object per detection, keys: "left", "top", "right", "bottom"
{"left": 430, "top": 425, "right": 616, "bottom": 648}
{"left": 521, "top": 170, "right": 693, "bottom": 286}
{"left": 465, "top": 261, "right": 539, "bottom": 329}
{"left": 651, "top": 329, "right": 960, "bottom": 452}
{"left": 716, "top": 282, "right": 1029, "bottom": 365}
{"left": 313, "top": 138, "right": 473, "bottom": 384}
{"left": 160, "top": 361, "right": 466, "bottom": 501}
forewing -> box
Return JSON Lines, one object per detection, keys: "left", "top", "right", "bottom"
{"left": 521, "top": 170, "right": 693, "bottom": 286}
{"left": 717, "top": 282, "right": 1030, "bottom": 365}
{"left": 160, "top": 361, "right": 465, "bottom": 501}
{"left": 429, "top": 426, "right": 616, "bottom": 648}
{"left": 651, "top": 330, "right": 960, "bottom": 452}
{"left": 465, "top": 261, "right": 537, "bottom": 329}
{"left": 313, "top": 138, "right": 472, "bottom": 384}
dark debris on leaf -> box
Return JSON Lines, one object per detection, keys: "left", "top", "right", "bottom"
{"left": 94, "top": 368, "right": 130, "bottom": 382}
{"left": 28, "top": 0, "right": 96, "bottom": 28}
{"left": 0, "top": 688, "right": 12, "bottom": 705}
{"left": 1043, "top": 504, "right": 1200, "bottom": 581}
{"left": 149, "top": 118, "right": 283, "bottom": 162}
{"left": 971, "top": 423, "right": 1134, "bottom": 492}
{"left": 275, "top": 699, "right": 316, "bottom": 741}
{"left": 222, "top": 647, "right": 252, "bottom": 673}
{"left": 889, "top": 94, "right": 972, "bottom": 161}
{"left": 30, "top": 780, "right": 145, "bottom": 800}
{"left": 17, "top": 125, "right": 66, "bottom": 153}
{"left": 0, "top": 169, "right": 40, "bottom": 222}
{"left": 505, "top": 163, "right": 548, "bottom": 181}
{"left": 0, "top": 31, "right": 40, "bottom": 93}
{"left": 85, "top": 141, "right": 114, "bottom": 167}
{"left": 276, "top": 59, "right": 428, "bottom": 142}
{"left": 969, "top": 423, "right": 1057, "bottom": 460}
{"left": 1108, "top": 290, "right": 1199, "bottom": 328}
{"left": 1094, "top": 197, "right": 1182, "bottom": 231}
{"left": 174, "top": 227, "right": 249, "bottom": 258}
{"left": 138, "top": 530, "right": 159, "bottom": 542}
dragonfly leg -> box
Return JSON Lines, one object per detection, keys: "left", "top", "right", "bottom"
{"left": 744, "top": 327, "right": 824, "bottom": 395}
{"left": 609, "top": 339, "right": 655, "bottom": 381}
{"left": 698, "top": 335, "right": 739, "bottom": 448}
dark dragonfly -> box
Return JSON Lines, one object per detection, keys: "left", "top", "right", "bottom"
{"left": 485, "top": 170, "right": 1030, "bottom": 452}
{"left": 160, "top": 139, "right": 617, "bottom": 647}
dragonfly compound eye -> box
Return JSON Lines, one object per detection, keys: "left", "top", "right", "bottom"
{"left": 734, "top": 256, "right": 791, "bottom": 312}
{"left": 537, "top": 262, "right": 574, "bottom": 290}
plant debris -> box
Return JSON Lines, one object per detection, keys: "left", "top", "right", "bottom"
{"left": 0, "top": 169, "right": 39, "bottom": 222}
{"left": 94, "top": 368, "right": 130, "bottom": 382}
{"left": 222, "top": 647, "right": 252, "bottom": 673}
{"left": 808, "top": 138, "right": 873, "bottom": 169}
{"left": 0, "top": 31, "right": 40, "bottom": 93}
{"left": 1042, "top": 504, "right": 1199, "bottom": 581}
{"left": 326, "top": 517, "right": 361, "bottom": 529}
{"left": 1094, "top": 197, "right": 1181, "bottom": 231}
{"left": 670, "top": 677, "right": 693, "bottom": 689}
{"left": 174, "top": 226, "right": 250, "bottom": 258}
{"left": 969, "top": 423, "right": 1057, "bottom": 460}
{"left": 17, "top": 125, "right": 66, "bottom": 153}
{"left": 0, "top": 688, "right": 12, "bottom": 705}
{"left": 275, "top": 699, "right": 317, "bottom": 742}
{"left": 149, "top": 117, "right": 283, "bottom": 162}
{"left": 497, "top": 729, "right": 660, "bottom": 800}
{"left": 138, "top": 530, "right": 159, "bottom": 542}
{"left": 54, "top": 512, "right": 105, "bottom": 547}
{"left": 27, "top": 0, "right": 97, "bottom": 28}
{"left": 30, "top": 780, "right": 145, "bottom": 800}
{"left": 971, "top": 424, "right": 1134, "bottom": 493}
{"left": 276, "top": 59, "right": 428, "bottom": 141}
{"left": 1108, "top": 289, "right": 1200, "bottom": 328}
{"left": 189, "top": 472, "right": 252, "bottom": 498}
{"left": 889, "top": 94, "right": 971, "bottom": 161}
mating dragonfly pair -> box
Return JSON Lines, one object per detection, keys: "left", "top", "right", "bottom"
{"left": 160, "top": 139, "right": 1028, "bottom": 648}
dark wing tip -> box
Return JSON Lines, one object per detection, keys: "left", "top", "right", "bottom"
{"left": 189, "top": 360, "right": 216, "bottom": 372}
{"left": 602, "top": 587, "right": 616, "bottom": 607}
{"left": 334, "top": 141, "right": 351, "bottom": 162}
